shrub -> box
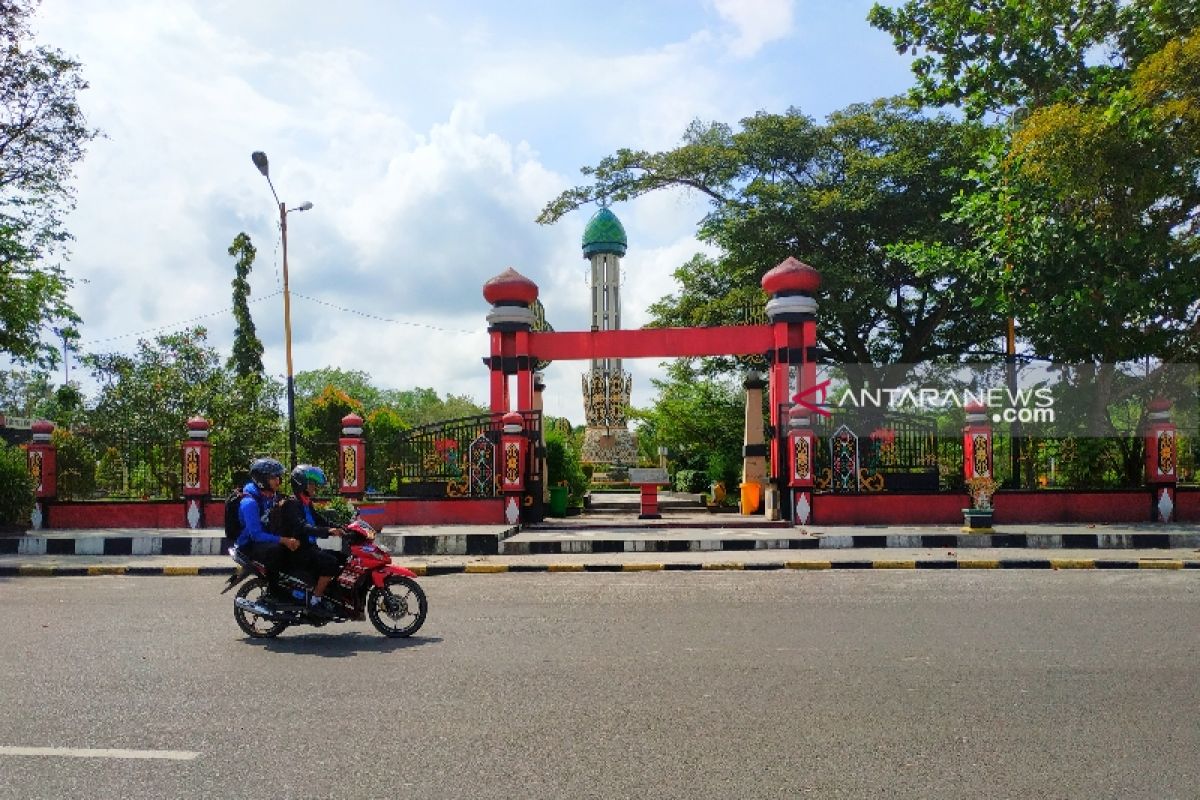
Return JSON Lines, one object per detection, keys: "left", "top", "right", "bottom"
{"left": 0, "top": 442, "right": 34, "bottom": 529}
{"left": 53, "top": 428, "right": 97, "bottom": 500}
{"left": 546, "top": 428, "right": 588, "bottom": 501}
{"left": 318, "top": 495, "right": 357, "bottom": 526}
{"left": 673, "top": 469, "right": 709, "bottom": 493}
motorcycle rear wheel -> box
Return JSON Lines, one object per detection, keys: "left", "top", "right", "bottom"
{"left": 366, "top": 576, "right": 427, "bottom": 638}
{"left": 234, "top": 577, "right": 290, "bottom": 638}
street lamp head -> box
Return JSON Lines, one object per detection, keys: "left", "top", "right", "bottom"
{"left": 296, "top": 201, "right": 313, "bottom": 212}
{"left": 251, "top": 151, "right": 269, "bottom": 177}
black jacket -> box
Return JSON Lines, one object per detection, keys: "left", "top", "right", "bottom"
{"left": 277, "top": 496, "right": 336, "bottom": 548}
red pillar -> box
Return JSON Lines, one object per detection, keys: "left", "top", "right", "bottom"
{"left": 760, "top": 257, "right": 822, "bottom": 521}
{"left": 1144, "top": 398, "right": 1178, "bottom": 523}
{"left": 338, "top": 413, "right": 366, "bottom": 500}
{"left": 27, "top": 420, "right": 56, "bottom": 530}
{"left": 787, "top": 406, "right": 816, "bottom": 526}
{"left": 181, "top": 416, "right": 211, "bottom": 529}
{"left": 483, "top": 267, "right": 539, "bottom": 414}
{"left": 499, "top": 411, "right": 528, "bottom": 525}
{"left": 963, "top": 402, "right": 993, "bottom": 481}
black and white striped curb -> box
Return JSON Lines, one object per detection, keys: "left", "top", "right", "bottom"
{"left": 2, "top": 558, "right": 1197, "bottom": 577}
{"left": 503, "top": 532, "right": 1200, "bottom": 554}
{"left": 4, "top": 530, "right": 1198, "bottom": 557}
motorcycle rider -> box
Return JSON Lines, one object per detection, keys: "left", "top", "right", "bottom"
{"left": 234, "top": 458, "right": 294, "bottom": 575}
{"left": 277, "top": 464, "right": 343, "bottom": 618}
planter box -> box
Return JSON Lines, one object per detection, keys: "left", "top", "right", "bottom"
{"left": 961, "top": 508, "right": 994, "bottom": 533}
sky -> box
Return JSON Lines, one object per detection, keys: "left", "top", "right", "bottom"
{"left": 28, "top": 0, "right": 918, "bottom": 425}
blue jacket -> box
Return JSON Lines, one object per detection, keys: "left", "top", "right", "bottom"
{"left": 235, "top": 482, "right": 280, "bottom": 548}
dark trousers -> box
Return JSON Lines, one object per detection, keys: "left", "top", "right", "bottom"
{"left": 281, "top": 545, "right": 341, "bottom": 581}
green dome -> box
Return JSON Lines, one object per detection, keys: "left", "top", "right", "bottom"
{"left": 581, "top": 207, "right": 627, "bottom": 257}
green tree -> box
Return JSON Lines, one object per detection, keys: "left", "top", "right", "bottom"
{"left": 227, "top": 232, "right": 264, "bottom": 379}
{"left": 364, "top": 406, "right": 409, "bottom": 492}
{"left": 0, "top": 439, "right": 33, "bottom": 528}
{"left": 52, "top": 426, "right": 96, "bottom": 500}
{"left": 297, "top": 385, "right": 361, "bottom": 475}
{"left": 82, "top": 327, "right": 230, "bottom": 497}
{"left": 208, "top": 374, "right": 282, "bottom": 494}
{"left": 0, "top": 0, "right": 98, "bottom": 368}
{"left": 0, "top": 369, "right": 52, "bottom": 416}
{"left": 867, "top": 0, "right": 1197, "bottom": 119}
{"left": 634, "top": 365, "right": 746, "bottom": 494}
{"left": 295, "top": 368, "right": 382, "bottom": 412}
{"left": 545, "top": 424, "right": 587, "bottom": 502}
{"left": 540, "top": 100, "right": 1001, "bottom": 384}
{"left": 873, "top": 2, "right": 1200, "bottom": 406}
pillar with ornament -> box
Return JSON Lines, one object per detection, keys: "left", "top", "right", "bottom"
{"left": 1144, "top": 398, "right": 1178, "bottom": 523}
{"left": 499, "top": 411, "right": 528, "bottom": 526}
{"left": 963, "top": 402, "right": 994, "bottom": 482}
{"left": 339, "top": 413, "right": 366, "bottom": 500}
{"left": 760, "top": 257, "right": 821, "bottom": 521}
{"left": 181, "top": 416, "right": 211, "bottom": 529}
{"left": 482, "top": 267, "right": 538, "bottom": 415}
{"left": 26, "top": 420, "right": 56, "bottom": 530}
{"left": 787, "top": 406, "right": 816, "bottom": 526}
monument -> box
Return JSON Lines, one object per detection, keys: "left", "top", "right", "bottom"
{"left": 579, "top": 206, "right": 638, "bottom": 467}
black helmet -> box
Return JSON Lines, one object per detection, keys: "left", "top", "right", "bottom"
{"left": 290, "top": 464, "right": 327, "bottom": 496}
{"left": 249, "top": 457, "right": 285, "bottom": 489}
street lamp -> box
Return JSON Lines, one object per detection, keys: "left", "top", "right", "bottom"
{"left": 251, "top": 150, "right": 312, "bottom": 470}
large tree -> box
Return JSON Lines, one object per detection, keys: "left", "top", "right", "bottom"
{"left": 870, "top": 1, "right": 1200, "bottom": 392}
{"left": 0, "top": 0, "right": 97, "bottom": 368}
{"left": 227, "top": 232, "right": 264, "bottom": 379}
{"left": 870, "top": 0, "right": 1199, "bottom": 488}
{"left": 539, "top": 100, "right": 1002, "bottom": 386}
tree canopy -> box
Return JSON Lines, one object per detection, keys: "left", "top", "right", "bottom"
{"left": 540, "top": 99, "right": 1003, "bottom": 382}
{"left": 0, "top": 0, "right": 98, "bottom": 368}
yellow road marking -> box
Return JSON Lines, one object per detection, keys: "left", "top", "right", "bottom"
{"left": 958, "top": 560, "right": 1000, "bottom": 569}
{"left": 622, "top": 563, "right": 663, "bottom": 571}
{"left": 1049, "top": 559, "right": 1095, "bottom": 569}
{"left": 87, "top": 566, "right": 127, "bottom": 575}
{"left": 872, "top": 560, "right": 916, "bottom": 569}
{"left": 162, "top": 566, "right": 198, "bottom": 576}
{"left": 464, "top": 564, "right": 508, "bottom": 573}
{"left": 785, "top": 561, "right": 831, "bottom": 570}
{"left": 1138, "top": 560, "right": 1183, "bottom": 569}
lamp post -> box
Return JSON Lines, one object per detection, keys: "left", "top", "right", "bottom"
{"left": 251, "top": 150, "right": 312, "bottom": 469}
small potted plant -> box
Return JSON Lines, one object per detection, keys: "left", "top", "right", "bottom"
{"left": 962, "top": 476, "right": 997, "bottom": 532}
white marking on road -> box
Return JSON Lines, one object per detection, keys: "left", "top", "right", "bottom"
{"left": 0, "top": 746, "right": 198, "bottom": 761}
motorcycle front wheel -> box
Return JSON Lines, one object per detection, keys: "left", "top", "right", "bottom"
{"left": 234, "top": 577, "right": 290, "bottom": 639}
{"left": 366, "top": 576, "right": 427, "bottom": 638}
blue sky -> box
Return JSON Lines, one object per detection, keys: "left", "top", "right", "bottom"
{"left": 32, "top": 0, "right": 918, "bottom": 424}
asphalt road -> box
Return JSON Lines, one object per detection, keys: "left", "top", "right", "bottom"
{"left": 0, "top": 571, "right": 1197, "bottom": 799}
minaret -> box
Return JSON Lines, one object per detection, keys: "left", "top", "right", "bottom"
{"left": 580, "top": 206, "right": 637, "bottom": 466}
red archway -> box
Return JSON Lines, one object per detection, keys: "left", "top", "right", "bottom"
{"left": 482, "top": 258, "right": 821, "bottom": 516}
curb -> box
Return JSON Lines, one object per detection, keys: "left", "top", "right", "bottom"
{"left": 2, "top": 559, "right": 1197, "bottom": 577}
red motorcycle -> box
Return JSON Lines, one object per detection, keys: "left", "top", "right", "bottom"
{"left": 223, "top": 517, "right": 427, "bottom": 639}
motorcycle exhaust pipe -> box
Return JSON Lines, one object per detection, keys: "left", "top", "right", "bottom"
{"left": 234, "top": 597, "right": 280, "bottom": 619}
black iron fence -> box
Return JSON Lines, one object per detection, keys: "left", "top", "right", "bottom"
{"left": 804, "top": 410, "right": 943, "bottom": 492}
{"left": 375, "top": 411, "right": 542, "bottom": 499}
{"left": 55, "top": 432, "right": 180, "bottom": 500}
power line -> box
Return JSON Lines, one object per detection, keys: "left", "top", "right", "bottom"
{"left": 290, "top": 292, "right": 478, "bottom": 334}
{"left": 74, "top": 288, "right": 479, "bottom": 349}
{"left": 77, "top": 291, "right": 283, "bottom": 346}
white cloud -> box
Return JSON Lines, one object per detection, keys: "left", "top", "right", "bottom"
{"left": 711, "top": 0, "right": 795, "bottom": 57}
{"left": 17, "top": 0, "right": 916, "bottom": 428}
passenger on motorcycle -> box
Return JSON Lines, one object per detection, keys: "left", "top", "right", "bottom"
{"left": 277, "top": 464, "right": 343, "bottom": 618}
{"left": 234, "top": 458, "right": 292, "bottom": 573}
